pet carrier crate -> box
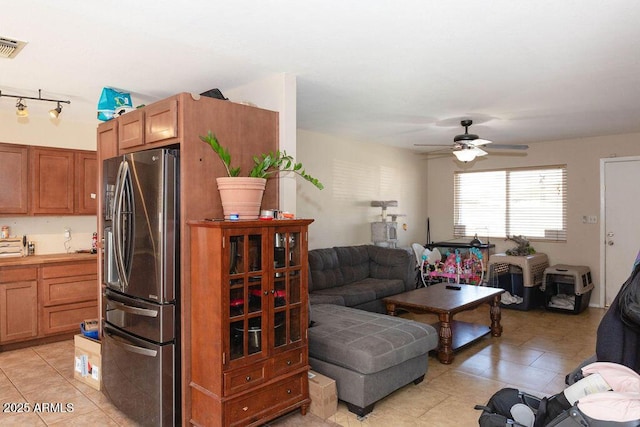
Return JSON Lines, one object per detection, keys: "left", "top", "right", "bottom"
{"left": 542, "top": 264, "right": 594, "bottom": 314}
{"left": 488, "top": 253, "right": 549, "bottom": 310}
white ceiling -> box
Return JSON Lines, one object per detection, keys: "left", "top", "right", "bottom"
{"left": 3, "top": 1, "right": 640, "bottom": 152}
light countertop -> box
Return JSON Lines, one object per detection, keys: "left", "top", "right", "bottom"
{"left": 0, "top": 252, "right": 97, "bottom": 267}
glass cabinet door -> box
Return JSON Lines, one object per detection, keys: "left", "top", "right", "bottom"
{"left": 228, "top": 232, "right": 264, "bottom": 361}
{"left": 273, "top": 229, "right": 303, "bottom": 349}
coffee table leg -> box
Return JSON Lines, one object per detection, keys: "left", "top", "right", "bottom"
{"left": 385, "top": 302, "right": 396, "bottom": 316}
{"left": 489, "top": 296, "right": 503, "bottom": 337}
{"left": 437, "top": 312, "right": 454, "bottom": 364}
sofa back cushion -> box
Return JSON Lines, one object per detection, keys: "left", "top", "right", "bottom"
{"left": 308, "top": 248, "right": 344, "bottom": 291}
{"left": 367, "top": 245, "right": 412, "bottom": 288}
{"left": 335, "top": 245, "right": 370, "bottom": 284}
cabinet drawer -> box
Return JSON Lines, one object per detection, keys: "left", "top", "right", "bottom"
{"left": 226, "top": 374, "right": 305, "bottom": 427}
{"left": 42, "top": 261, "right": 96, "bottom": 279}
{"left": 224, "top": 361, "right": 267, "bottom": 396}
{"left": 0, "top": 267, "right": 37, "bottom": 283}
{"left": 42, "top": 274, "right": 97, "bottom": 306}
{"left": 41, "top": 300, "right": 98, "bottom": 336}
{"left": 270, "top": 348, "right": 305, "bottom": 378}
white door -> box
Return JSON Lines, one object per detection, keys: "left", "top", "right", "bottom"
{"left": 601, "top": 156, "right": 640, "bottom": 306}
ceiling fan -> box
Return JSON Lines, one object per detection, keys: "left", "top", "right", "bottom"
{"left": 415, "top": 119, "right": 528, "bottom": 162}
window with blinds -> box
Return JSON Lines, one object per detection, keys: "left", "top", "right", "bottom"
{"left": 453, "top": 165, "right": 567, "bottom": 242}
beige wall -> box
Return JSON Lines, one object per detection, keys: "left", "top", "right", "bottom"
{"left": 425, "top": 133, "right": 640, "bottom": 307}
{"left": 296, "top": 129, "right": 429, "bottom": 250}
{"left": 0, "top": 111, "right": 98, "bottom": 254}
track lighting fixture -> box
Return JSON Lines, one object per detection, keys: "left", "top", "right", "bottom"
{"left": 15, "top": 98, "right": 28, "bottom": 117}
{"left": 49, "top": 102, "right": 62, "bottom": 118}
{"left": 0, "top": 89, "right": 70, "bottom": 118}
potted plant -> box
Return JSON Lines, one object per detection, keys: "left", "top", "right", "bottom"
{"left": 200, "top": 131, "right": 323, "bottom": 219}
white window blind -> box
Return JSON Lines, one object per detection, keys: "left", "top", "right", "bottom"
{"left": 454, "top": 165, "right": 567, "bottom": 242}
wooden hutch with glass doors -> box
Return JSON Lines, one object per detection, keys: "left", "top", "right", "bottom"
{"left": 188, "top": 219, "right": 313, "bottom": 426}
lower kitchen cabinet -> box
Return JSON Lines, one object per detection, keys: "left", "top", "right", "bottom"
{"left": 40, "top": 260, "right": 98, "bottom": 335}
{"left": 0, "top": 267, "right": 38, "bottom": 343}
{"left": 0, "top": 255, "right": 98, "bottom": 347}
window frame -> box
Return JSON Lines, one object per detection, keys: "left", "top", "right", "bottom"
{"left": 453, "top": 164, "right": 567, "bottom": 242}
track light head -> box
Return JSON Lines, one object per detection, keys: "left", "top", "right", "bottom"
{"left": 49, "top": 102, "right": 62, "bottom": 118}
{"left": 15, "top": 98, "right": 28, "bottom": 117}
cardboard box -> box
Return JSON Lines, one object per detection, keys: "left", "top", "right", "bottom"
{"left": 74, "top": 334, "right": 101, "bottom": 390}
{"left": 308, "top": 370, "right": 337, "bottom": 419}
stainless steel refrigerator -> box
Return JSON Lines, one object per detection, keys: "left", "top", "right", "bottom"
{"left": 101, "top": 148, "right": 179, "bottom": 426}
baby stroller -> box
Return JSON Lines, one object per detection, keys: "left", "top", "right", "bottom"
{"left": 476, "top": 255, "right": 640, "bottom": 426}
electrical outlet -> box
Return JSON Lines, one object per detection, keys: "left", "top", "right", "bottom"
{"left": 64, "top": 227, "right": 71, "bottom": 239}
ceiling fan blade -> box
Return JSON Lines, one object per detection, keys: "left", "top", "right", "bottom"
{"left": 471, "top": 138, "right": 492, "bottom": 146}
{"left": 413, "top": 143, "right": 453, "bottom": 147}
{"left": 473, "top": 147, "right": 488, "bottom": 157}
{"left": 487, "top": 144, "right": 529, "bottom": 150}
{"left": 421, "top": 147, "right": 455, "bottom": 155}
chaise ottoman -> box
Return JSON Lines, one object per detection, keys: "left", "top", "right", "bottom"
{"left": 308, "top": 304, "right": 438, "bottom": 416}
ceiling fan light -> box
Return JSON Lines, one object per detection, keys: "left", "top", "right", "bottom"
{"left": 453, "top": 149, "right": 478, "bottom": 162}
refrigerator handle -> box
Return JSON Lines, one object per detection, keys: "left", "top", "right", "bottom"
{"left": 113, "top": 160, "right": 129, "bottom": 290}
{"left": 104, "top": 330, "right": 158, "bottom": 358}
{"left": 108, "top": 300, "right": 159, "bottom": 318}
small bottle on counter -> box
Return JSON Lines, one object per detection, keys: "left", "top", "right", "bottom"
{"left": 27, "top": 241, "right": 35, "bottom": 256}
{"left": 91, "top": 232, "right": 98, "bottom": 254}
{"left": 1, "top": 225, "right": 9, "bottom": 239}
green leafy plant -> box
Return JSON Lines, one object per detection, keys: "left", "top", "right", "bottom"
{"left": 200, "top": 131, "right": 324, "bottom": 190}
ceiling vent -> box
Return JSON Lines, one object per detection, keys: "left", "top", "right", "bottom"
{"left": 0, "top": 37, "right": 27, "bottom": 59}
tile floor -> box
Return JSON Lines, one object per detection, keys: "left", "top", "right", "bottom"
{"left": 0, "top": 304, "right": 605, "bottom": 426}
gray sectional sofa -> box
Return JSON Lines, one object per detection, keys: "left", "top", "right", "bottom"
{"left": 308, "top": 244, "right": 416, "bottom": 313}
{"left": 307, "top": 245, "right": 439, "bottom": 416}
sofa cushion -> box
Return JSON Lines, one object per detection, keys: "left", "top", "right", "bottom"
{"left": 368, "top": 245, "right": 412, "bottom": 286}
{"left": 308, "top": 304, "right": 438, "bottom": 375}
{"left": 335, "top": 245, "right": 370, "bottom": 284}
{"left": 308, "top": 248, "right": 344, "bottom": 291}
{"left": 311, "top": 278, "right": 406, "bottom": 307}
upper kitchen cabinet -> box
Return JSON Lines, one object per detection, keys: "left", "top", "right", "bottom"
{"left": 115, "top": 98, "right": 178, "bottom": 152}
{"left": 30, "top": 147, "right": 97, "bottom": 216}
{"left": 30, "top": 147, "right": 75, "bottom": 215}
{"left": 75, "top": 151, "right": 98, "bottom": 215}
{"left": 0, "top": 143, "right": 29, "bottom": 215}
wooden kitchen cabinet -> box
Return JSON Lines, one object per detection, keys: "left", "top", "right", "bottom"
{"left": 75, "top": 151, "right": 98, "bottom": 215}
{"left": 116, "top": 98, "right": 178, "bottom": 152}
{"left": 97, "top": 119, "right": 118, "bottom": 160}
{"left": 189, "top": 219, "right": 312, "bottom": 426}
{"left": 29, "top": 147, "right": 97, "bottom": 215}
{"left": 30, "top": 147, "right": 75, "bottom": 215}
{"left": 0, "top": 143, "right": 29, "bottom": 215}
{"left": 39, "top": 260, "right": 98, "bottom": 336}
{"left": 0, "top": 266, "right": 38, "bottom": 343}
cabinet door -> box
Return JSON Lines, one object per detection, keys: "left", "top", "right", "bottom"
{"left": 0, "top": 267, "right": 38, "bottom": 343}
{"left": 145, "top": 98, "right": 178, "bottom": 143}
{"left": 97, "top": 120, "right": 119, "bottom": 160}
{"left": 227, "top": 229, "right": 268, "bottom": 366}
{"left": 118, "top": 109, "right": 144, "bottom": 150}
{"left": 272, "top": 227, "right": 308, "bottom": 353}
{"left": 0, "top": 143, "right": 29, "bottom": 214}
{"left": 30, "top": 147, "right": 74, "bottom": 214}
{"left": 75, "top": 151, "right": 98, "bottom": 214}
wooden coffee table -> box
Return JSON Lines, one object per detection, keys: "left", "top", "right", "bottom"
{"left": 383, "top": 283, "right": 505, "bottom": 364}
